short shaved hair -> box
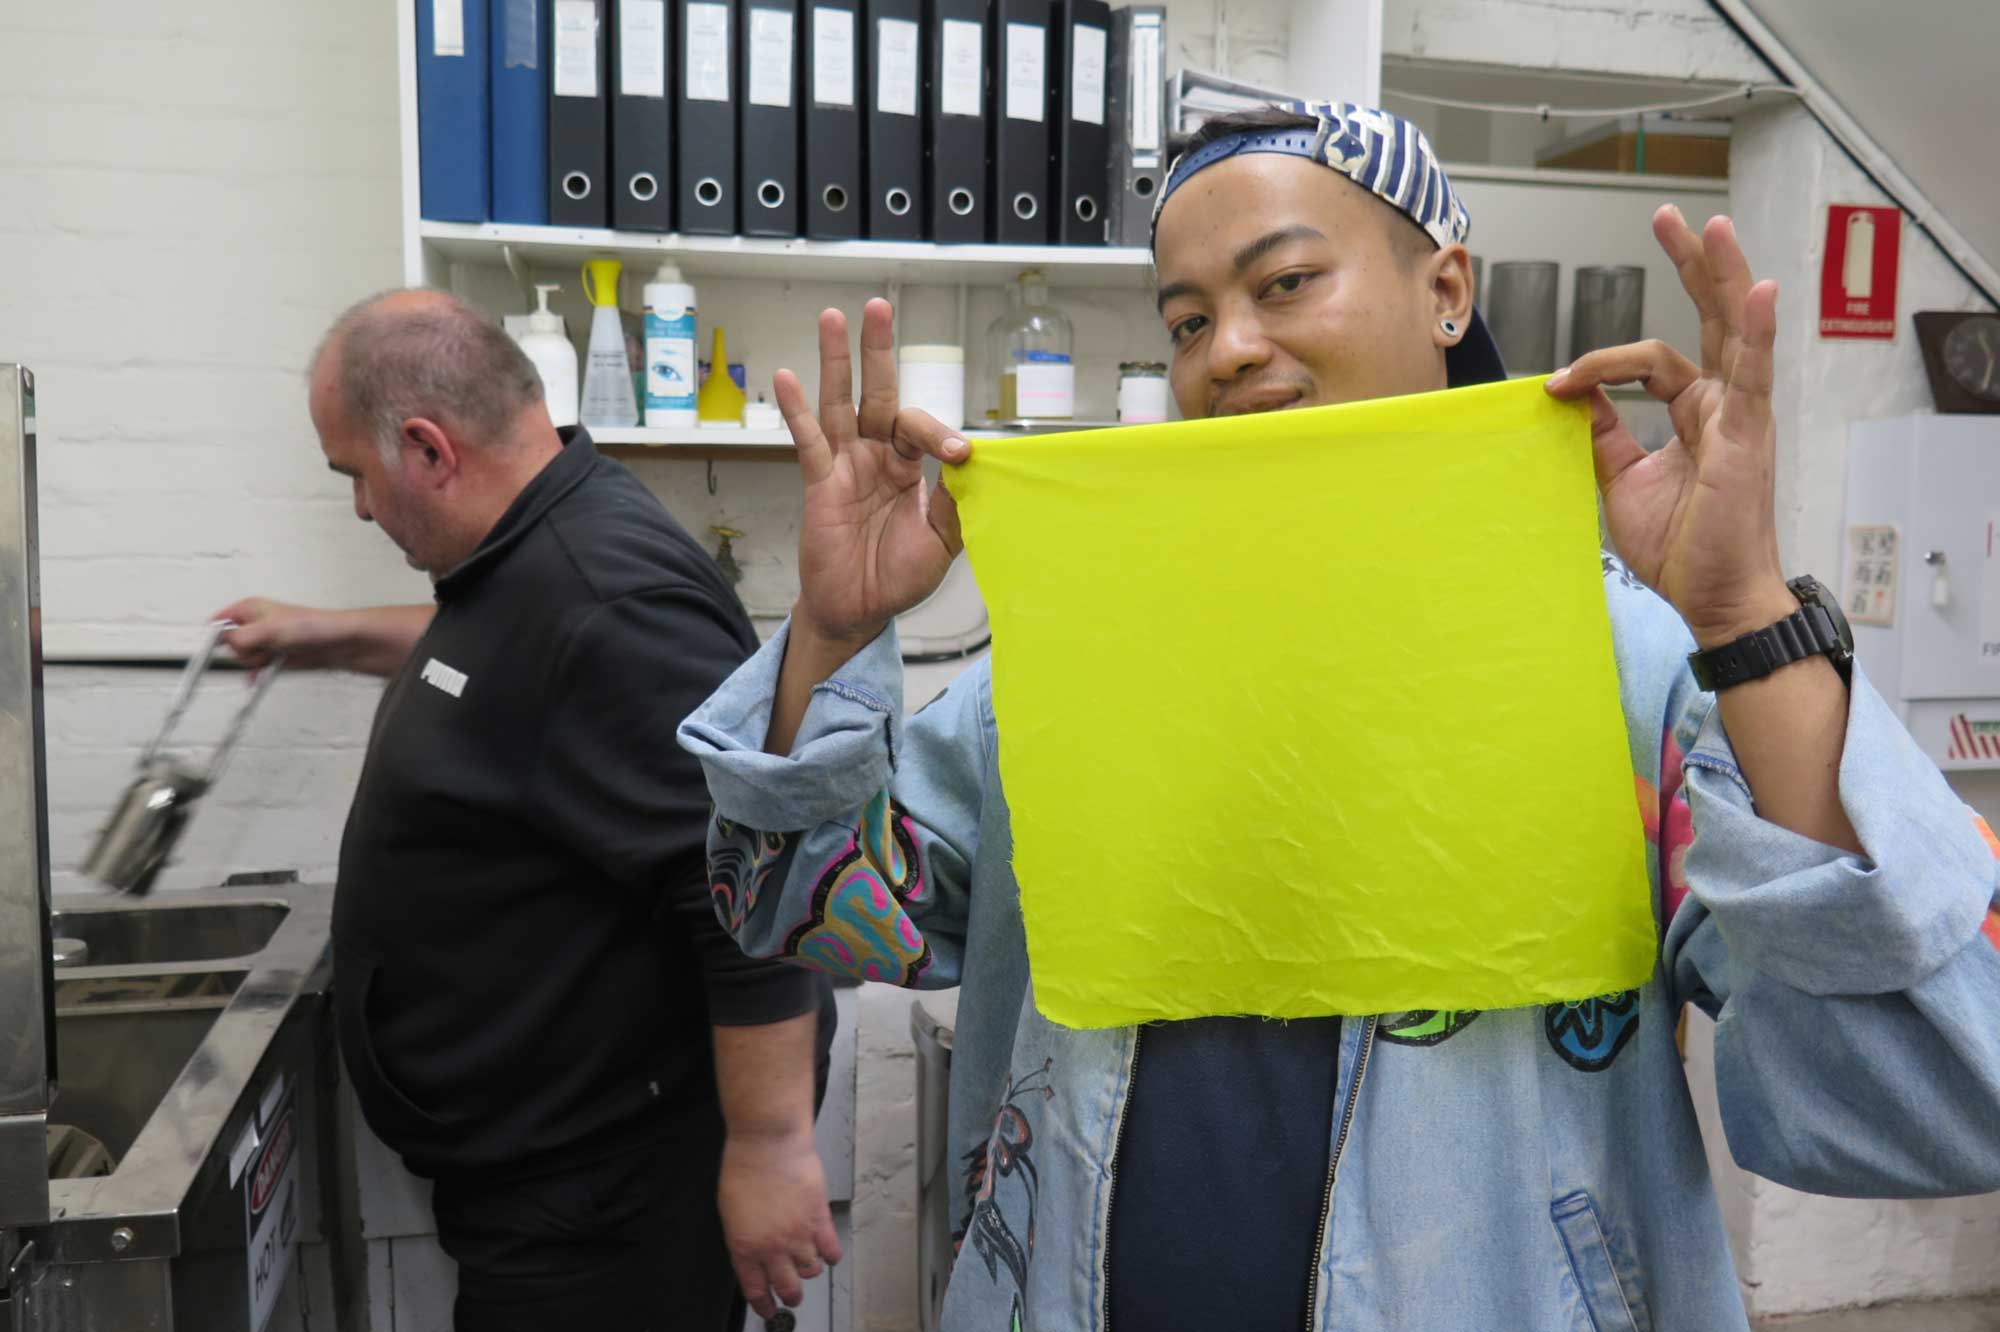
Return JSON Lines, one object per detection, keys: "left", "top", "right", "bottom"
{"left": 317, "top": 290, "right": 545, "bottom": 460}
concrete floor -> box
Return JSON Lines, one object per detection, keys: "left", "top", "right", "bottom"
{"left": 1754, "top": 1296, "right": 2000, "bottom": 1331}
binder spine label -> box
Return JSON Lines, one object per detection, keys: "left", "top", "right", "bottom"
{"left": 503, "top": 0, "right": 540, "bottom": 67}
{"left": 749, "top": 8, "right": 796, "bottom": 108}
{"left": 432, "top": 0, "right": 467, "bottom": 56}
{"left": 621, "top": 0, "right": 667, "bottom": 97}
{"left": 1131, "top": 18, "right": 1161, "bottom": 154}
{"left": 686, "top": 2, "right": 732, "bottom": 101}
{"left": 1072, "top": 23, "right": 1105, "bottom": 125}
{"left": 1004, "top": 22, "right": 1045, "bottom": 122}
{"left": 814, "top": 8, "right": 857, "bottom": 106}
{"left": 939, "top": 19, "right": 982, "bottom": 117}
{"left": 874, "top": 17, "right": 917, "bottom": 115}
{"left": 554, "top": 0, "right": 599, "bottom": 97}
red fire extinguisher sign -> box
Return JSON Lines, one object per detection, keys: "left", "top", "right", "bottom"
{"left": 1818, "top": 204, "right": 1900, "bottom": 340}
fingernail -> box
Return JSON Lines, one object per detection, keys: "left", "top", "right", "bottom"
{"left": 1546, "top": 367, "right": 1569, "bottom": 387}
{"left": 944, "top": 435, "right": 968, "bottom": 457}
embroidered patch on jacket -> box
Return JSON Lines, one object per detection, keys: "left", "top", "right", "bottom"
{"left": 1545, "top": 991, "right": 1641, "bottom": 1072}
{"left": 1601, "top": 551, "right": 1644, "bottom": 590}
{"left": 782, "top": 790, "right": 934, "bottom": 984}
{"left": 710, "top": 815, "right": 798, "bottom": 934}
{"left": 958, "top": 1060, "right": 1054, "bottom": 1311}
{"left": 1642, "top": 731, "right": 1694, "bottom": 929}
{"left": 1971, "top": 815, "right": 2000, "bottom": 953}
{"left": 1378, "top": 1009, "right": 1481, "bottom": 1046}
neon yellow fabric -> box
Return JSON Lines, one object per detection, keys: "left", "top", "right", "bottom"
{"left": 950, "top": 377, "right": 1654, "bottom": 1029}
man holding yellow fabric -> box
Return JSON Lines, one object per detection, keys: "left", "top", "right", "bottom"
{"left": 681, "top": 102, "right": 2000, "bottom": 1331}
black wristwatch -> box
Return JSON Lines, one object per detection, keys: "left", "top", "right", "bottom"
{"left": 1686, "top": 576, "right": 1854, "bottom": 692}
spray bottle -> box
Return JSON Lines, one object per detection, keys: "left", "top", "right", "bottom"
{"left": 579, "top": 259, "right": 639, "bottom": 428}
{"left": 513, "top": 284, "right": 579, "bottom": 427}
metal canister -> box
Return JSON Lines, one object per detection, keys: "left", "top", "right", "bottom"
{"left": 1570, "top": 265, "right": 1646, "bottom": 361}
{"left": 81, "top": 621, "right": 282, "bottom": 895}
{"left": 1485, "top": 261, "right": 1560, "bottom": 375}
{"left": 1117, "top": 361, "right": 1171, "bottom": 424}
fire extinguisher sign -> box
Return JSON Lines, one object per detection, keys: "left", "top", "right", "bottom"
{"left": 1819, "top": 204, "right": 1900, "bottom": 339}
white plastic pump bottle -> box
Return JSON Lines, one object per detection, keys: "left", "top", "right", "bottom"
{"left": 514, "top": 284, "right": 579, "bottom": 428}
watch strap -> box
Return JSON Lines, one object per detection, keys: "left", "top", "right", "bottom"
{"left": 1687, "top": 604, "right": 1847, "bottom": 692}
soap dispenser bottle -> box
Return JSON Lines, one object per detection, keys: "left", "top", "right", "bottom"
{"left": 514, "top": 284, "right": 579, "bottom": 427}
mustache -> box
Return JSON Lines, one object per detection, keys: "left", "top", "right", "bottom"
{"left": 1210, "top": 377, "right": 1315, "bottom": 415}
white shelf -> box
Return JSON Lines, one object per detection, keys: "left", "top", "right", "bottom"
{"left": 418, "top": 221, "right": 1156, "bottom": 289}
{"left": 1442, "top": 163, "right": 1730, "bottom": 196}
{"left": 593, "top": 426, "right": 794, "bottom": 448}
{"left": 590, "top": 420, "right": 1122, "bottom": 459}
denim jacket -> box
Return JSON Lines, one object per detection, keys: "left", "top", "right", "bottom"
{"left": 680, "top": 560, "right": 2000, "bottom": 1332}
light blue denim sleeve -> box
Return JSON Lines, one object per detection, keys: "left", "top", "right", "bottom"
{"left": 1659, "top": 645, "right": 2000, "bottom": 1197}
{"left": 677, "top": 619, "right": 985, "bottom": 989}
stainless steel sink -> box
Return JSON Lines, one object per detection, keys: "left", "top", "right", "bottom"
{"left": 49, "top": 902, "right": 288, "bottom": 968}
{"left": 5, "top": 884, "right": 336, "bottom": 1331}
{"left": 50, "top": 972, "right": 247, "bottom": 1171}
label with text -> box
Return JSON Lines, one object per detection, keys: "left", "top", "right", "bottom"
{"left": 243, "top": 1092, "right": 299, "bottom": 1332}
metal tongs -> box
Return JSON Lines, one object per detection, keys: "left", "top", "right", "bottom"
{"left": 81, "top": 621, "right": 283, "bottom": 895}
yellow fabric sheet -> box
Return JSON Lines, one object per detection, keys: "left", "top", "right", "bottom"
{"left": 950, "top": 377, "right": 1654, "bottom": 1029}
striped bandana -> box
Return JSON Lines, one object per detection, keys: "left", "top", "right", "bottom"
{"left": 1156, "top": 101, "right": 1471, "bottom": 250}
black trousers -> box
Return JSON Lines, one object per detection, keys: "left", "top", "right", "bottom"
{"left": 432, "top": 1133, "right": 745, "bottom": 1332}
{"left": 429, "top": 985, "right": 838, "bottom": 1332}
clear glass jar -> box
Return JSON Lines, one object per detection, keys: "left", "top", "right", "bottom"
{"left": 984, "top": 269, "right": 1075, "bottom": 420}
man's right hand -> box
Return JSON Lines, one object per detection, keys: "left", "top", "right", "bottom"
{"left": 777, "top": 298, "right": 970, "bottom": 652}
{"left": 216, "top": 598, "right": 339, "bottom": 671}
{"left": 214, "top": 599, "right": 436, "bottom": 678}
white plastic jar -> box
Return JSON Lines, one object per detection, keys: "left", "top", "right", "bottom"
{"left": 898, "top": 344, "right": 966, "bottom": 431}
{"left": 1117, "top": 361, "right": 1171, "bottom": 424}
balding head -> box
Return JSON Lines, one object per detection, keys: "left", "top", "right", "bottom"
{"left": 309, "top": 288, "right": 565, "bottom": 579}
{"left": 314, "top": 289, "right": 545, "bottom": 461}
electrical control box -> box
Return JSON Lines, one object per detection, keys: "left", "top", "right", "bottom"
{"left": 1844, "top": 413, "right": 2000, "bottom": 769}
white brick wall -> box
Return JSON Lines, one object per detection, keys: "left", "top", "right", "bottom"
{"left": 2, "top": 0, "right": 414, "bottom": 658}
{"left": 44, "top": 665, "right": 382, "bottom": 895}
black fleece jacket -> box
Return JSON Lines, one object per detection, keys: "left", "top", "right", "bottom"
{"left": 333, "top": 429, "right": 820, "bottom": 1181}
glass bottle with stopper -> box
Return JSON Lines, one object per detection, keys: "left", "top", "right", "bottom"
{"left": 985, "top": 269, "right": 1075, "bottom": 422}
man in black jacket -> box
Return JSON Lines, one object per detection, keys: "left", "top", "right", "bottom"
{"left": 221, "top": 289, "right": 838, "bottom": 1331}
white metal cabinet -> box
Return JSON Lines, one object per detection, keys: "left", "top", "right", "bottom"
{"left": 1844, "top": 413, "right": 2000, "bottom": 768}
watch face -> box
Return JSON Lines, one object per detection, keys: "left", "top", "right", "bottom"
{"left": 1942, "top": 316, "right": 2000, "bottom": 402}
{"left": 1790, "top": 575, "right": 1854, "bottom": 650}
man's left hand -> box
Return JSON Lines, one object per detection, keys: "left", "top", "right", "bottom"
{"left": 1546, "top": 206, "right": 1799, "bottom": 649}
{"left": 719, "top": 1128, "right": 843, "bottom": 1320}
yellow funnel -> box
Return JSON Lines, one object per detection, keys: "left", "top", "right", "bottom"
{"left": 697, "top": 327, "right": 746, "bottom": 424}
